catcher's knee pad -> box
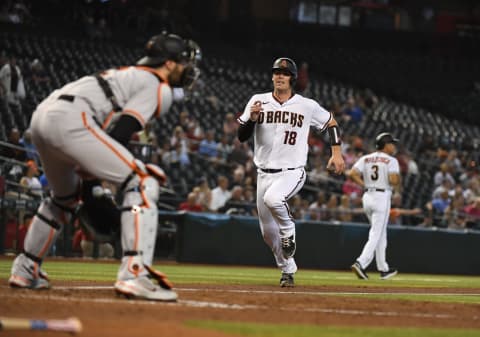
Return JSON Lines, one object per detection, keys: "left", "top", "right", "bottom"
{"left": 119, "top": 161, "right": 163, "bottom": 279}
{"left": 23, "top": 195, "right": 78, "bottom": 263}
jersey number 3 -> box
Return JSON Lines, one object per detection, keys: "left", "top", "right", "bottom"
{"left": 283, "top": 131, "right": 297, "bottom": 145}
{"left": 370, "top": 165, "right": 379, "bottom": 180}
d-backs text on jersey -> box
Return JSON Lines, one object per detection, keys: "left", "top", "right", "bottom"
{"left": 256, "top": 110, "right": 304, "bottom": 128}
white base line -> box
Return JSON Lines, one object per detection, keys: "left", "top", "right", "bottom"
{"left": 49, "top": 285, "right": 480, "bottom": 297}
{"left": 0, "top": 289, "right": 474, "bottom": 320}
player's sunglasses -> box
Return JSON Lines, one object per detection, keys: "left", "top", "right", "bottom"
{"left": 273, "top": 69, "right": 292, "bottom": 76}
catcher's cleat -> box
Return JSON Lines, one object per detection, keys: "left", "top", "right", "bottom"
{"left": 281, "top": 235, "right": 296, "bottom": 259}
{"left": 380, "top": 269, "right": 398, "bottom": 280}
{"left": 9, "top": 254, "right": 51, "bottom": 289}
{"left": 351, "top": 261, "right": 369, "bottom": 280}
{"left": 279, "top": 273, "right": 294, "bottom": 287}
{"left": 114, "top": 277, "right": 178, "bottom": 301}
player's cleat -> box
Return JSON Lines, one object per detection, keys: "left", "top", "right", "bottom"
{"left": 114, "top": 276, "right": 178, "bottom": 301}
{"left": 9, "top": 254, "right": 50, "bottom": 289}
{"left": 380, "top": 269, "right": 398, "bottom": 280}
{"left": 279, "top": 273, "right": 294, "bottom": 287}
{"left": 281, "top": 235, "right": 296, "bottom": 259}
{"left": 351, "top": 261, "right": 369, "bottom": 280}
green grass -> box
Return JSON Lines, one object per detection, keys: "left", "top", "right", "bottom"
{"left": 187, "top": 321, "right": 480, "bottom": 337}
{"left": 2, "top": 258, "right": 480, "bottom": 336}
{"left": 1, "top": 259, "right": 480, "bottom": 304}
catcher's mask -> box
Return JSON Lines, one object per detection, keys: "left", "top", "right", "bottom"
{"left": 375, "top": 132, "right": 399, "bottom": 150}
{"left": 272, "top": 57, "right": 298, "bottom": 85}
{"left": 137, "top": 32, "right": 202, "bottom": 88}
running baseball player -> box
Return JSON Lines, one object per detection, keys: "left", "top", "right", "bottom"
{"left": 348, "top": 132, "right": 400, "bottom": 280}
{"left": 9, "top": 33, "right": 201, "bottom": 301}
{"left": 237, "top": 57, "right": 345, "bottom": 287}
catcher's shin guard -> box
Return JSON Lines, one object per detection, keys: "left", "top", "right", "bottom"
{"left": 118, "top": 163, "right": 161, "bottom": 280}
{"left": 9, "top": 197, "right": 76, "bottom": 288}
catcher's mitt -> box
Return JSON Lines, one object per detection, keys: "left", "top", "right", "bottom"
{"left": 77, "top": 180, "right": 121, "bottom": 242}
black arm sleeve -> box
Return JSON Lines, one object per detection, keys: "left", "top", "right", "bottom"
{"left": 237, "top": 120, "right": 256, "bottom": 142}
{"left": 108, "top": 114, "right": 142, "bottom": 147}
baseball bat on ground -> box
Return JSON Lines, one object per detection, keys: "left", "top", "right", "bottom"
{"left": 0, "top": 317, "right": 82, "bottom": 333}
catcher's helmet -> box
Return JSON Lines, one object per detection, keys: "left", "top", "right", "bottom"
{"left": 375, "top": 132, "right": 399, "bottom": 150}
{"left": 272, "top": 57, "right": 298, "bottom": 79}
{"left": 137, "top": 33, "right": 190, "bottom": 67}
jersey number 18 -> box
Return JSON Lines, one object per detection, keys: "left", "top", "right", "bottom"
{"left": 283, "top": 131, "right": 297, "bottom": 145}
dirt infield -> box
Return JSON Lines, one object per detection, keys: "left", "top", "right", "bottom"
{"left": 1, "top": 278, "right": 480, "bottom": 337}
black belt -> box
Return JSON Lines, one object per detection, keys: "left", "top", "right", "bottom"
{"left": 260, "top": 168, "right": 295, "bottom": 174}
{"left": 365, "top": 188, "right": 386, "bottom": 192}
{"left": 58, "top": 94, "right": 75, "bottom": 102}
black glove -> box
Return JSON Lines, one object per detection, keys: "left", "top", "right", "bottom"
{"left": 77, "top": 179, "right": 121, "bottom": 242}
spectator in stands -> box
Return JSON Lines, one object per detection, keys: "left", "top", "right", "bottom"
{"left": 217, "top": 133, "right": 233, "bottom": 164}
{"left": 198, "top": 129, "right": 218, "bottom": 160}
{"left": 389, "top": 192, "right": 422, "bottom": 225}
{"left": 192, "top": 176, "right": 211, "bottom": 211}
{"left": 220, "top": 185, "right": 253, "bottom": 215}
{"left": 223, "top": 112, "right": 238, "bottom": 141}
{"left": 19, "top": 159, "right": 43, "bottom": 198}
{"left": 243, "top": 185, "right": 255, "bottom": 204}
{"left": 443, "top": 194, "right": 466, "bottom": 228}
{"left": 342, "top": 96, "right": 363, "bottom": 123}
{"left": 432, "top": 179, "right": 454, "bottom": 199}
{"left": 185, "top": 118, "right": 204, "bottom": 151}
{"left": 337, "top": 194, "right": 353, "bottom": 222}
{"left": 1, "top": 128, "right": 26, "bottom": 161}
{"left": 0, "top": 56, "right": 25, "bottom": 108}
{"left": 433, "top": 162, "right": 455, "bottom": 187}
{"left": 230, "top": 165, "right": 245, "bottom": 188}
{"left": 178, "top": 192, "right": 203, "bottom": 212}
{"left": 228, "top": 139, "right": 252, "bottom": 167}
{"left": 170, "top": 141, "right": 190, "bottom": 168}
{"left": 135, "top": 121, "right": 158, "bottom": 163}
{"left": 209, "top": 175, "right": 231, "bottom": 212}
{"left": 29, "top": 59, "right": 49, "bottom": 84}
{"left": 463, "top": 197, "right": 480, "bottom": 229}
{"left": 342, "top": 176, "right": 363, "bottom": 198}
{"left": 342, "top": 146, "right": 358, "bottom": 169}
{"left": 159, "top": 142, "right": 173, "bottom": 167}
{"left": 463, "top": 177, "right": 480, "bottom": 204}
{"left": 17, "top": 213, "right": 33, "bottom": 252}
{"left": 426, "top": 189, "right": 451, "bottom": 226}
{"left": 308, "top": 158, "right": 330, "bottom": 186}
{"left": 178, "top": 111, "right": 191, "bottom": 131}
{"left": 325, "top": 194, "right": 339, "bottom": 221}
{"left": 308, "top": 191, "right": 327, "bottom": 221}
{"left": 404, "top": 152, "right": 419, "bottom": 175}
{"left": 20, "top": 128, "right": 40, "bottom": 165}
{"left": 170, "top": 125, "right": 189, "bottom": 153}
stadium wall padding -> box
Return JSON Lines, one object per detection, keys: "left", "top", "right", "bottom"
{"left": 173, "top": 212, "right": 480, "bottom": 275}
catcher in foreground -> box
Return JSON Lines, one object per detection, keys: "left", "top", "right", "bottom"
{"left": 9, "top": 33, "right": 201, "bottom": 301}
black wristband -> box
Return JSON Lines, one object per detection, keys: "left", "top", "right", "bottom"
{"left": 328, "top": 125, "right": 341, "bottom": 146}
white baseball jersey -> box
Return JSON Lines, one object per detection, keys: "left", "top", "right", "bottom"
{"left": 352, "top": 150, "right": 399, "bottom": 273}
{"left": 238, "top": 92, "right": 331, "bottom": 169}
{"left": 38, "top": 66, "right": 173, "bottom": 128}
{"left": 352, "top": 151, "right": 400, "bottom": 191}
